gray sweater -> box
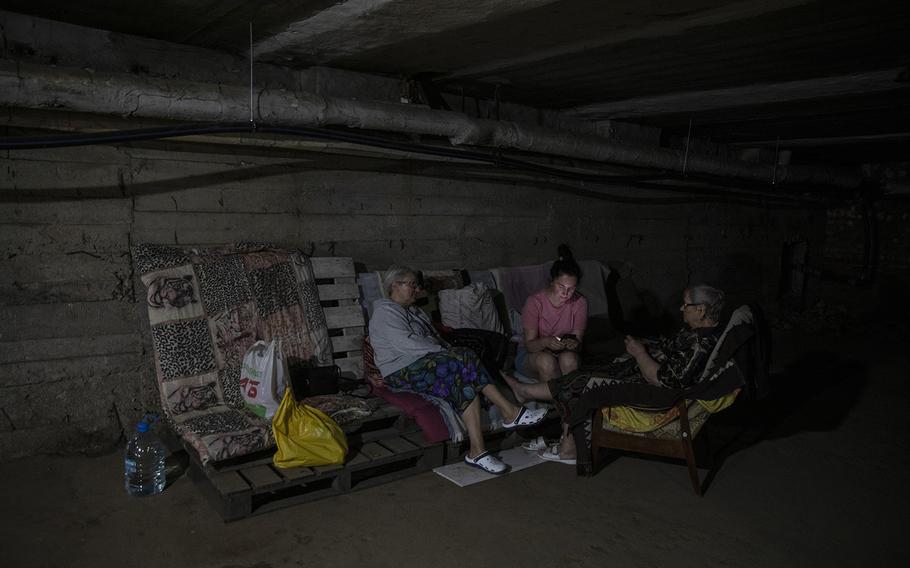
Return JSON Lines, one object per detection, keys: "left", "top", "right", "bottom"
{"left": 369, "top": 299, "right": 443, "bottom": 377}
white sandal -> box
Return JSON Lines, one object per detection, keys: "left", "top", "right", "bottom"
{"left": 502, "top": 406, "right": 548, "bottom": 430}
{"left": 520, "top": 436, "right": 549, "bottom": 452}
{"left": 538, "top": 444, "right": 576, "bottom": 465}
{"left": 464, "top": 451, "right": 509, "bottom": 475}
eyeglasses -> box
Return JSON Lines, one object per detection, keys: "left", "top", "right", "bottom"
{"left": 396, "top": 280, "right": 420, "bottom": 289}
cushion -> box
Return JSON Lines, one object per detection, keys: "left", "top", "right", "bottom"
{"left": 602, "top": 390, "right": 739, "bottom": 435}
{"left": 607, "top": 405, "right": 712, "bottom": 439}
{"left": 418, "top": 269, "right": 465, "bottom": 321}
{"left": 370, "top": 387, "right": 451, "bottom": 444}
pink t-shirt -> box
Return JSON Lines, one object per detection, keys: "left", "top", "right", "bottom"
{"left": 521, "top": 289, "right": 588, "bottom": 341}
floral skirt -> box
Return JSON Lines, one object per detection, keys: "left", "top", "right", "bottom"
{"left": 384, "top": 347, "right": 492, "bottom": 413}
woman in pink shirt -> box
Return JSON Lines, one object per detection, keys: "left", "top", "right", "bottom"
{"left": 516, "top": 245, "right": 588, "bottom": 382}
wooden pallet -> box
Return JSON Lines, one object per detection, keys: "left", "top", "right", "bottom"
{"left": 188, "top": 423, "right": 445, "bottom": 521}
{"left": 187, "top": 408, "right": 560, "bottom": 521}
{"left": 311, "top": 256, "right": 365, "bottom": 381}
{"left": 188, "top": 455, "right": 345, "bottom": 521}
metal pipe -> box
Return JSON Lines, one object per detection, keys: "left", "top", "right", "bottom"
{"left": 0, "top": 59, "right": 864, "bottom": 189}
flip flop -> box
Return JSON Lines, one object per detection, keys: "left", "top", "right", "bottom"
{"left": 463, "top": 451, "right": 509, "bottom": 475}
{"left": 520, "top": 436, "right": 549, "bottom": 452}
{"left": 538, "top": 444, "right": 576, "bottom": 465}
{"left": 502, "top": 406, "right": 548, "bottom": 430}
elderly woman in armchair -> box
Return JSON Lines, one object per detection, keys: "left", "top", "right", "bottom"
{"left": 505, "top": 284, "right": 725, "bottom": 474}
{"left": 370, "top": 266, "right": 548, "bottom": 475}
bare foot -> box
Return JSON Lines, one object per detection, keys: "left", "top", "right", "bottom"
{"left": 500, "top": 371, "right": 528, "bottom": 404}
{"left": 558, "top": 435, "right": 576, "bottom": 459}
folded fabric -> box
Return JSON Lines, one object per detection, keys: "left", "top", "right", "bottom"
{"left": 467, "top": 270, "right": 497, "bottom": 291}
{"left": 303, "top": 394, "right": 384, "bottom": 427}
{"left": 494, "top": 263, "right": 550, "bottom": 314}
{"left": 576, "top": 260, "right": 610, "bottom": 317}
{"left": 357, "top": 272, "right": 385, "bottom": 321}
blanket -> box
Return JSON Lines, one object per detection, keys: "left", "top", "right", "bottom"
{"left": 135, "top": 243, "right": 333, "bottom": 465}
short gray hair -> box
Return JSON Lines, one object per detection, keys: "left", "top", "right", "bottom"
{"left": 382, "top": 265, "right": 416, "bottom": 295}
{"left": 688, "top": 284, "right": 725, "bottom": 322}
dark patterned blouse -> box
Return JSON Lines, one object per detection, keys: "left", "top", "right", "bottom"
{"left": 650, "top": 326, "right": 721, "bottom": 389}
{"left": 590, "top": 326, "right": 721, "bottom": 390}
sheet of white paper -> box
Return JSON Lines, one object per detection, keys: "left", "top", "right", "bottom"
{"left": 433, "top": 446, "right": 545, "bottom": 487}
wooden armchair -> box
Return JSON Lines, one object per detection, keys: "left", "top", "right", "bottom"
{"left": 590, "top": 304, "right": 764, "bottom": 495}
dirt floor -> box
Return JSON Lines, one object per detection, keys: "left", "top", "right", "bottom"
{"left": 2, "top": 322, "right": 908, "bottom": 568}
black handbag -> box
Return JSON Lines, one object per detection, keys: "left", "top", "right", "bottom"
{"left": 443, "top": 328, "right": 510, "bottom": 375}
{"left": 289, "top": 364, "right": 340, "bottom": 400}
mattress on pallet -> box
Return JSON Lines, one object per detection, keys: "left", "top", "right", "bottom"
{"left": 135, "top": 242, "right": 334, "bottom": 465}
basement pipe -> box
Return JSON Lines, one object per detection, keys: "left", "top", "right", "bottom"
{"left": 0, "top": 60, "right": 864, "bottom": 189}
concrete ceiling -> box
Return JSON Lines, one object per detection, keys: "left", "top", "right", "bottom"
{"left": 3, "top": 0, "right": 910, "bottom": 167}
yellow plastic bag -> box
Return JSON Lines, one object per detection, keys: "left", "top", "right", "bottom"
{"left": 272, "top": 388, "right": 348, "bottom": 468}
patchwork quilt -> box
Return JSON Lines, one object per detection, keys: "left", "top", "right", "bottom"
{"left": 135, "top": 243, "right": 333, "bottom": 465}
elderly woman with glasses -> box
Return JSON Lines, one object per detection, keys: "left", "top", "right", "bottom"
{"left": 505, "top": 284, "right": 725, "bottom": 472}
{"left": 369, "top": 265, "right": 547, "bottom": 475}
{"left": 516, "top": 244, "right": 589, "bottom": 382}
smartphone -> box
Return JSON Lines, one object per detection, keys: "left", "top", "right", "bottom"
{"left": 561, "top": 334, "right": 577, "bottom": 341}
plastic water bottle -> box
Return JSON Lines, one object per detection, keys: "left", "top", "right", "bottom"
{"left": 124, "top": 418, "right": 166, "bottom": 497}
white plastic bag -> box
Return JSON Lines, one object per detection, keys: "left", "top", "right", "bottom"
{"left": 239, "top": 339, "right": 288, "bottom": 419}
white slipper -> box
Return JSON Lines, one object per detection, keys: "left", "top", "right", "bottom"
{"left": 520, "top": 436, "right": 549, "bottom": 452}
{"left": 464, "top": 451, "right": 509, "bottom": 475}
{"left": 502, "top": 406, "right": 548, "bottom": 430}
{"left": 538, "top": 444, "right": 576, "bottom": 465}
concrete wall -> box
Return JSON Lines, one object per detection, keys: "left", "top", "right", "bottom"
{"left": 0, "top": 141, "right": 825, "bottom": 461}
{"left": 820, "top": 201, "right": 910, "bottom": 317}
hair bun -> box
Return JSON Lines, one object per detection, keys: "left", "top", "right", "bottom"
{"left": 550, "top": 244, "right": 581, "bottom": 281}
{"left": 557, "top": 243, "right": 573, "bottom": 262}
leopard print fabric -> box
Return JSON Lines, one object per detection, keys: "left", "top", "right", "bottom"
{"left": 151, "top": 319, "right": 217, "bottom": 380}
{"left": 218, "top": 365, "right": 244, "bottom": 408}
{"left": 248, "top": 262, "right": 300, "bottom": 318}
{"left": 195, "top": 255, "right": 253, "bottom": 315}
{"left": 178, "top": 408, "right": 260, "bottom": 437}
{"left": 134, "top": 243, "right": 192, "bottom": 275}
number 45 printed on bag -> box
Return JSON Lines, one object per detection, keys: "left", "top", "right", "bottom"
{"left": 239, "top": 339, "right": 288, "bottom": 419}
{"left": 239, "top": 364, "right": 261, "bottom": 398}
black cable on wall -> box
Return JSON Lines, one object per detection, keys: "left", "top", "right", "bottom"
{"left": 0, "top": 121, "right": 848, "bottom": 205}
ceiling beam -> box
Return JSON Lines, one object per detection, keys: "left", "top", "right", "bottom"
{"left": 566, "top": 68, "right": 909, "bottom": 120}
{"left": 729, "top": 132, "right": 910, "bottom": 148}
{"left": 441, "top": 0, "right": 813, "bottom": 81}
{"left": 253, "top": 0, "right": 560, "bottom": 63}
